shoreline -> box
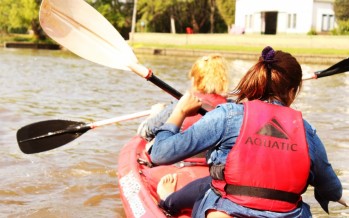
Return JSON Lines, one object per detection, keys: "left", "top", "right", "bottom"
{"left": 4, "top": 42, "right": 61, "bottom": 50}
{"left": 2, "top": 33, "right": 349, "bottom": 65}
{"left": 130, "top": 33, "right": 349, "bottom": 65}
{"left": 132, "top": 47, "right": 346, "bottom": 65}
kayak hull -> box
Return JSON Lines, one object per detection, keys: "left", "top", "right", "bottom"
{"left": 118, "top": 136, "right": 209, "bottom": 218}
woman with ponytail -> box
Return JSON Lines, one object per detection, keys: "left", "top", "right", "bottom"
{"left": 151, "top": 47, "right": 346, "bottom": 217}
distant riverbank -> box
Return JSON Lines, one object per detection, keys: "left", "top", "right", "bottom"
{"left": 130, "top": 33, "right": 349, "bottom": 65}
{"left": 2, "top": 33, "right": 349, "bottom": 65}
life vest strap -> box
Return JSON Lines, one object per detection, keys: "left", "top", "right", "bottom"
{"left": 225, "top": 184, "right": 300, "bottom": 203}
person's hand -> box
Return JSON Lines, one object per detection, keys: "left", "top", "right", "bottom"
{"left": 166, "top": 92, "right": 202, "bottom": 127}
{"left": 175, "top": 92, "right": 202, "bottom": 117}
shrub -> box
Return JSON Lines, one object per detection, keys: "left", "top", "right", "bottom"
{"left": 332, "top": 20, "right": 349, "bottom": 35}
{"left": 307, "top": 29, "right": 317, "bottom": 35}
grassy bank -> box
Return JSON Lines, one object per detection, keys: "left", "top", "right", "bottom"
{"left": 129, "top": 33, "right": 349, "bottom": 64}
{"left": 3, "top": 33, "right": 349, "bottom": 56}
{"left": 130, "top": 33, "right": 349, "bottom": 56}
{"left": 0, "top": 34, "right": 35, "bottom": 44}
{"left": 0, "top": 33, "right": 56, "bottom": 46}
{"left": 2, "top": 33, "right": 348, "bottom": 64}
{"left": 132, "top": 42, "right": 349, "bottom": 56}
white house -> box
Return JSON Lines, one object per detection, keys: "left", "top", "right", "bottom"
{"left": 234, "top": 0, "right": 335, "bottom": 34}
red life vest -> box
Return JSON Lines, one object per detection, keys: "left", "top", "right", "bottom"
{"left": 181, "top": 93, "right": 226, "bottom": 131}
{"left": 211, "top": 100, "right": 310, "bottom": 212}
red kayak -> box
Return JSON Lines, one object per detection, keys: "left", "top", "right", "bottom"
{"left": 118, "top": 136, "right": 209, "bottom": 218}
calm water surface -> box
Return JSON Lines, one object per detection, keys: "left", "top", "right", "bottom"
{"left": 0, "top": 48, "right": 348, "bottom": 217}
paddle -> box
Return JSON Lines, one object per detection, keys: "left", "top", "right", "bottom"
{"left": 39, "top": 0, "right": 207, "bottom": 115}
{"left": 39, "top": 0, "right": 348, "bottom": 112}
{"left": 302, "top": 57, "right": 349, "bottom": 80}
{"left": 17, "top": 110, "right": 150, "bottom": 154}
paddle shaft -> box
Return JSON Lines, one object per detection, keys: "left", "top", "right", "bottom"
{"left": 90, "top": 110, "right": 151, "bottom": 128}
{"left": 302, "top": 57, "right": 349, "bottom": 80}
{"left": 19, "top": 110, "right": 151, "bottom": 143}
{"left": 128, "top": 62, "right": 207, "bottom": 115}
{"left": 147, "top": 73, "right": 207, "bottom": 115}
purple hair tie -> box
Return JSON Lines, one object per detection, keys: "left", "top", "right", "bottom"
{"left": 261, "top": 46, "right": 275, "bottom": 64}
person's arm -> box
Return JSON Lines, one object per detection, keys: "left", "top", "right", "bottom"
{"left": 151, "top": 93, "right": 227, "bottom": 165}
{"left": 166, "top": 92, "right": 202, "bottom": 127}
{"left": 305, "top": 121, "right": 344, "bottom": 213}
{"left": 137, "top": 102, "right": 174, "bottom": 142}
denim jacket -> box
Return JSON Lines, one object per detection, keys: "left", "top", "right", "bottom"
{"left": 151, "top": 102, "right": 342, "bottom": 217}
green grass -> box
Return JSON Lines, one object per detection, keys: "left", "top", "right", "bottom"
{"left": 2, "top": 33, "right": 349, "bottom": 57}
{"left": 131, "top": 43, "right": 349, "bottom": 56}
{"left": 0, "top": 33, "right": 34, "bottom": 43}
{"left": 0, "top": 33, "right": 57, "bottom": 45}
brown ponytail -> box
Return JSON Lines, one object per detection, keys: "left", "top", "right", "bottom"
{"left": 233, "top": 47, "right": 302, "bottom": 106}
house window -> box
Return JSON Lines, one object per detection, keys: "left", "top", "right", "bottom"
{"left": 288, "top": 13, "right": 297, "bottom": 29}
{"left": 322, "top": 14, "right": 334, "bottom": 31}
{"left": 293, "top": 14, "right": 297, "bottom": 28}
{"left": 245, "top": 14, "right": 253, "bottom": 28}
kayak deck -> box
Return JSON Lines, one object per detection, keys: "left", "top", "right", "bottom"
{"left": 118, "top": 136, "right": 209, "bottom": 218}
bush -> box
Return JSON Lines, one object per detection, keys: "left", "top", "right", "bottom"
{"left": 307, "top": 29, "right": 317, "bottom": 35}
{"left": 332, "top": 20, "right": 349, "bottom": 35}
{"left": 9, "top": 27, "right": 28, "bottom": 34}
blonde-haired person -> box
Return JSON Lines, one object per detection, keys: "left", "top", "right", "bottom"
{"left": 137, "top": 54, "right": 230, "bottom": 148}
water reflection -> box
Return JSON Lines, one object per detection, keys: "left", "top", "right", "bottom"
{"left": 0, "top": 48, "right": 348, "bottom": 217}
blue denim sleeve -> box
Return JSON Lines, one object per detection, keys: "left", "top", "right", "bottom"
{"left": 305, "top": 120, "right": 342, "bottom": 212}
{"left": 137, "top": 101, "right": 176, "bottom": 142}
{"left": 150, "top": 106, "right": 227, "bottom": 165}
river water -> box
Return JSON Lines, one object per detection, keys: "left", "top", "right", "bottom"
{"left": 0, "top": 47, "right": 348, "bottom": 218}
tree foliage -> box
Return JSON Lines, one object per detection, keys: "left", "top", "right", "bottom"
{"left": 216, "top": 0, "right": 235, "bottom": 30}
{"left": 334, "top": 0, "right": 349, "bottom": 21}
{"left": 0, "top": 0, "right": 36, "bottom": 32}
{"left": 87, "top": 0, "right": 133, "bottom": 39}
{"left": 0, "top": 0, "right": 230, "bottom": 38}
{"left": 137, "top": 0, "right": 226, "bottom": 33}
{"left": 333, "top": 0, "right": 349, "bottom": 35}
{"left": 0, "top": 0, "right": 44, "bottom": 39}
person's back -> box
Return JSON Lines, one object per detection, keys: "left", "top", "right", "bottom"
{"left": 150, "top": 46, "right": 346, "bottom": 217}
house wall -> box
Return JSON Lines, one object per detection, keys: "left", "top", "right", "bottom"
{"left": 313, "top": 1, "right": 335, "bottom": 32}
{"left": 235, "top": 0, "right": 333, "bottom": 34}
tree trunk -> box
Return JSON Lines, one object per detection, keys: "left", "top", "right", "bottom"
{"left": 31, "top": 19, "right": 46, "bottom": 41}
{"left": 170, "top": 15, "right": 176, "bottom": 34}
{"left": 191, "top": 15, "right": 199, "bottom": 33}
{"left": 210, "top": 0, "right": 215, "bottom": 33}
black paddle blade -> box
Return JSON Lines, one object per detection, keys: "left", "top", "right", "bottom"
{"left": 315, "top": 57, "right": 349, "bottom": 78}
{"left": 17, "top": 120, "right": 89, "bottom": 154}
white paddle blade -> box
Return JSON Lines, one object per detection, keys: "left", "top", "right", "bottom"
{"left": 39, "top": 0, "right": 138, "bottom": 71}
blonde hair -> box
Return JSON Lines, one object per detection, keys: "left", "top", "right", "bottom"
{"left": 189, "top": 54, "right": 230, "bottom": 95}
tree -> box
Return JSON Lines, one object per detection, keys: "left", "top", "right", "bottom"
{"left": 333, "top": 0, "right": 349, "bottom": 35}
{"left": 137, "top": 0, "right": 177, "bottom": 32}
{"left": 209, "top": 0, "right": 216, "bottom": 33}
{"left": 87, "top": 0, "right": 133, "bottom": 39}
{"left": 121, "top": 0, "right": 227, "bottom": 34}
{"left": 216, "top": 0, "right": 235, "bottom": 32}
{"left": 0, "top": 0, "right": 44, "bottom": 39}
{"left": 334, "top": 0, "right": 349, "bottom": 21}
